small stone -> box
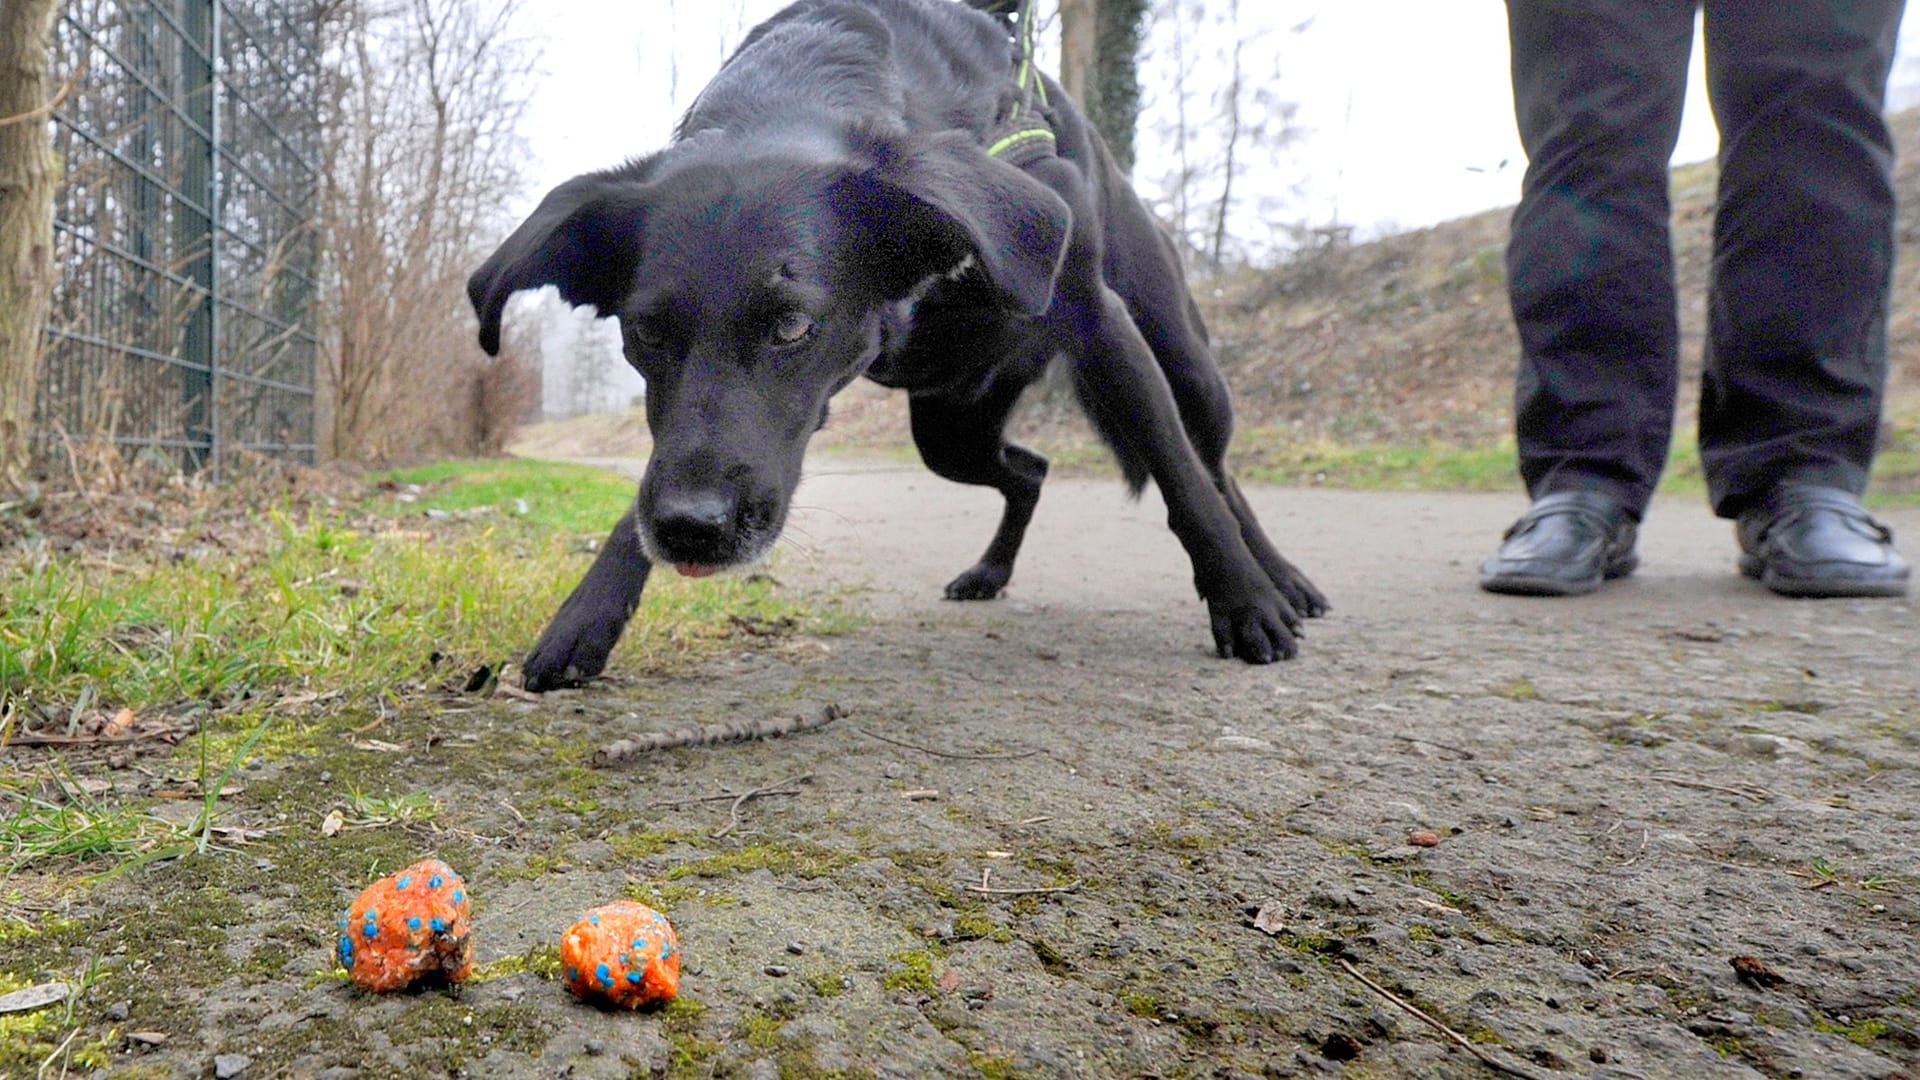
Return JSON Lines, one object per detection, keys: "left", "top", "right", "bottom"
{"left": 764, "top": 964, "right": 790, "bottom": 978}
{"left": 1320, "top": 1033, "right": 1361, "bottom": 1061}
{"left": 786, "top": 942, "right": 806, "bottom": 955}
{"left": 1408, "top": 830, "right": 1442, "bottom": 847}
{"left": 213, "top": 1054, "right": 252, "bottom": 1079}
{"left": 584, "top": 1038, "right": 606, "bottom": 1056}
{"left": 104, "top": 1001, "right": 131, "bottom": 1022}
{"left": 1589, "top": 1047, "right": 1608, "bottom": 1063}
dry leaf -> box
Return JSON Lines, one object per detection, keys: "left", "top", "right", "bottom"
{"left": 126, "top": 1031, "right": 169, "bottom": 1047}
{"left": 1249, "top": 904, "right": 1291, "bottom": 936}
{"left": 937, "top": 969, "right": 962, "bottom": 994}
{"left": 1730, "top": 955, "right": 1788, "bottom": 989}
{"left": 0, "top": 982, "right": 68, "bottom": 1014}
{"left": 104, "top": 707, "right": 136, "bottom": 738}
{"left": 351, "top": 739, "right": 406, "bottom": 753}
{"left": 321, "top": 808, "right": 345, "bottom": 837}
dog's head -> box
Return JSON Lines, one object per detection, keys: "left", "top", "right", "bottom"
{"left": 469, "top": 132, "right": 1070, "bottom": 575}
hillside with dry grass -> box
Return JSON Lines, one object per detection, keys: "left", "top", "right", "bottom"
{"left": 1203, "top": 105, "right": 1920, "bottom": 448}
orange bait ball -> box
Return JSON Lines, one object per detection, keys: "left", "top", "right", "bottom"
{"left": 336, "top": 858, "right": 474, "bottom": 992}
{"left": 560, "top": 900, "right": 681, "bottom": 1008}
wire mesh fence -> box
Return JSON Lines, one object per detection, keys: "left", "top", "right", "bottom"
{"left": 36, "top": 0, "right": 323, "bottom": 473}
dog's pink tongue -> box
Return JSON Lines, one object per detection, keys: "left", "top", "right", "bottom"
{"left": 675, "top": 563, "right": 720, "bottom": 578}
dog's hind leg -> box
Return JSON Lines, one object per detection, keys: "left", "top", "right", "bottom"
{"left": 909, "top": 377, "right": 1048, "bottom": 600}
{"left": 521, "top": 506, "right": 653, "bottom": 690}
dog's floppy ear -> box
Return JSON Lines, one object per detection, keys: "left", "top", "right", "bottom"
{"left": 846, "top": 131, "right": 1071, "bottom": 316}
{"left": 468, "top": 173, "right": 650, "bottom": 356}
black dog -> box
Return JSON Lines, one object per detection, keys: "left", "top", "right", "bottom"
{"left": 469, "top": 0, "right": 1327, "bottom": 690}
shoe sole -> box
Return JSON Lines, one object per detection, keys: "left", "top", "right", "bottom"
{"left": 1480, "top": 554, "right": 1639, "bottom": 597}
{"left": 1739, "top": 554, "right": 1911, "bottom": 598}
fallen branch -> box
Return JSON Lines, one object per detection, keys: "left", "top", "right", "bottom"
{"left": 595, "top": 704, "right": 844, "bottom": 765}
{"left": 1335, "top": 959, "right": 1552, "bottom": 1080}
{"left": 853, "top": 725, "right": 1041, "bottom": 761}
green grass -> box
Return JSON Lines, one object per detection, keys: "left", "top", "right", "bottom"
{"left": 338, "top": 788, "right": 441, "bottom": 829}
{"left": 1227, "top": 434, "right": 1520, "bottom": 492}
{"left": 1216, "top": 428, "right": 1920, "bottom": 506}
{"left": 0, "top": 458, "right": 848, "bottom": 875}
{"left": 378, "top": 457, "right": 637, "bottom": 535}
{"left": 1, "top": 458, "right": 831, "bottom": 721}
{"left": 0, "top": 772, "right": 160, "bottom": 873}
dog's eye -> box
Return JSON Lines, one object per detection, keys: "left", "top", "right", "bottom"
{"left": 771, "top": 311, "right": 815, "bottom": 345}
{"left": 628, "top": 321, "right": 667, "bottom": 350}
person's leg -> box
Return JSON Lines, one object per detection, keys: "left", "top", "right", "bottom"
{"left": 1484, "top": 0, "right": 1697, "bottom": 596}
{"left": 1699, "top": 0, "right": 1910, "bottom": 598}
{"left": 1698, "top": 0, "right": 1905, "bottom": 517}
{"left": 1505, "top": 0, "right": 1698, "bottom": 520}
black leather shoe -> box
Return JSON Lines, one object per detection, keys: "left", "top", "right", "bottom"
{"left": 1479, "top": 491, "right": 1639, "bottom": 596}
{"left": 1736, "top": 484, "right": 1910, "bottom": 598}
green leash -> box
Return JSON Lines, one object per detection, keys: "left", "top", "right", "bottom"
{"left": 985, "top": 0, "right": 1057, "bottom": 164}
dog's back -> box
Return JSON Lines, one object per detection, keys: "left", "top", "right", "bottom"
{"left": 682, "top": 0, "right": 1024, "bottom": 148}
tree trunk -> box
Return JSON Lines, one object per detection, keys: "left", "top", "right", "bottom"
{"left": 1091, "top": 0, "right": 1145, "bottom": 174}
{"left": 0, "top": 0, "right": 61, "bottom": 488}
{"left": 1059, "top": 0, "right": 1096, "bottom": 106}
{"left": 1059, "top": 0, "right": 1145, "bottom": 177}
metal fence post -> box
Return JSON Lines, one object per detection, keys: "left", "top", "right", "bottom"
{"left": 176, "top": 0, "right": 216, "bottom": 474}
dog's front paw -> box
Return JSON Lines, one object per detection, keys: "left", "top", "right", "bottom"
{"left": 1206, "top": 588, "right": 1301, "bottom": 664}
{"left": 1270, "top": 560, "right": 1330, "bottom": 620}
{"left": 521, "top": 614, "right": 623, "bottom": 692}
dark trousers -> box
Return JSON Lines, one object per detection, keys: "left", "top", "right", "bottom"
{"left": 1505, "top": 0, "right": 1906, "bottom": 519}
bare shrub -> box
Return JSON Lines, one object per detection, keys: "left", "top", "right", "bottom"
{"left": 317, "top": 0, "right": 536, "bottom": 462}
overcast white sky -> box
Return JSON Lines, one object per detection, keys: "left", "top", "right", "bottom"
{"left": 508, "top": 2, "right": 1920, "bottom": 241}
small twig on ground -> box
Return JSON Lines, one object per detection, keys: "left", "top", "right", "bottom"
{"left": 853, "top": 725, "right": 1041, "bottom": 761}
{"left": 595, "top": 704, "right": 845, "bottom": 765}
{"left": 1335, "top": 959, "right": 1552, "bottom": 1080}
{"left": 38, "top": 1023, "right": 81, "bottom": 1077}
{"left": 1652, "top": 773, "right": 1770, "bottom": 803}
{"left": 963, "top": 865, "right": 1082, "bottom": 896}
{"left": 710, "top": 773, "right": 813, "bottom": 839}
{"left": 1390, "top": 734, "right": 1477, "bottom": 760}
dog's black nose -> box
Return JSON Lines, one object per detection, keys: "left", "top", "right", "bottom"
{"left": 650, "top": 490, "right": 736, "bottom": 556}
